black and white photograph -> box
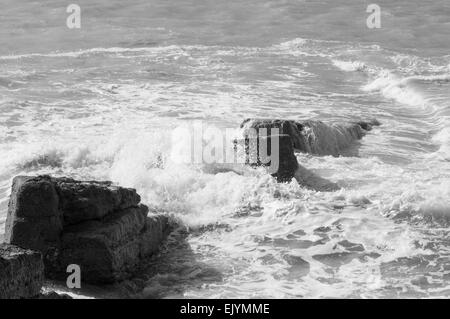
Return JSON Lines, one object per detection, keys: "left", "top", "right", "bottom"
{"left": 0, "top": 0, "right": 449, "bottom": 303}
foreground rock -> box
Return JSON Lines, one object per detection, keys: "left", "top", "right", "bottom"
{"left": 0, "top": 243, "right": 44, "bottom": 299}
{"left": 5, "top": 176, "right": 172, "bottom": 284}
{"left": 241, "top": 118, "right": 380, "bottom": 156}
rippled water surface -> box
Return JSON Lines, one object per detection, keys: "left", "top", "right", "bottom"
{"left": 0, "top": 0, "right": 449, "bottom": 298}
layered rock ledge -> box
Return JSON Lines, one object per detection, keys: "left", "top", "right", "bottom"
{"left": 5, "top": 175, "right": 172, "bottom": 284}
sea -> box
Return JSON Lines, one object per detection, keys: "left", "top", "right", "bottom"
{"left": 0, "top": 0, "right": 449, "bottom": 298}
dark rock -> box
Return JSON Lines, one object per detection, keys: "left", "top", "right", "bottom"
{"left": 53, "top": 206, "right": 169, "bottom": 284}
{"left": 356, "top": 119, "right": 380, "bottom": 131}
{"left": 239, "top": 129, "right": 338, "bottom": 190}
{"left": 140, "top": 214, "right": 172, "bottom": 257}
{"left": 0, "top": 243, "right": 44, "bottom": 299}
{"left": 241, "top": 118, "right": 380, "bottom": 156}
{"left": 5, "top": 176, "right": 62, "bottom": 253}
{"left": 243, "top": 133, "right": 299, "bottom": 182}
{"left": 238, "top": 118, "right": 379, "bottom": 190}
{"left": 56, "top": 177, "right": 141, "bottom": 226}
{"left": 37, "top": 290, "right": 73, "bottom": 299}
{"left": 5, "top": 175, "right": 172, "bottom": 284}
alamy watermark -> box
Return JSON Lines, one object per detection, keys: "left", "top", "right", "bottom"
{"left": 66, "top": 4, "right": 81, "bottom": 29}
{"left": 366, "top": 4, "right": 381, "bottom": 29}
{"left": 65, "top": 4, "right": 381, "bottom": 30}
{"left": 169, "top": 121, "right": 281, "bottom": 174}
{"left": 66, "top": 264, "right": 81, "bottom": 289}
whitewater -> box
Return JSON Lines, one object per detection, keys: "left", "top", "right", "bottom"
{"left": 0, "top": 0, "right": 449, "bottom": 298}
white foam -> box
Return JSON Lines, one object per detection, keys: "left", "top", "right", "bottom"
{"left": 428, "top": 126, "right": 450, "bottom": 161}
{"left": 362, "top": 71, "right": 427, "bottom": 107}
{"left": 406, "top": 74, "right": 450, "bottom": 83}
{"left": 0, "top": 45, "right": 196, "bottom": 60}
{"left": 332, "top": 60, "right": 367, "bottom": 72}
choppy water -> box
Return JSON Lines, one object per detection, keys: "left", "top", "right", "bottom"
{"left": 1, "top": 0, "right": 450, "bottom": 298}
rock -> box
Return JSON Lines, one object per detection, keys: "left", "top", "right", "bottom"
{"left": 53, "top": 206, "right": 170, "bottom": 284}
{"left": 238, "top": 118, "right": 380, "bottom": 190}
{"left": 241, "top": 118, "right": 380, "bottom": 156}
{"left": 5, "top": 175, "right": 172, "bottom": 284}
{"left": 5, "top": 176, "right": 62, "bottom": 253}
{"left": 140, "top": 214, "right": 172, "bottom": 257}
{"left": 244, "top": 134, "right": 299, "bottom": 182}
{"left": 239, "top": 129, "right": 338, "bottom": 190}
{"left": 56, "top": 177, "right": 141, "bottom": 226}
{"left": 37, "top": 290, "right": 73, "bottom": 299}
{"left": 0, "top": 243, "right": 44, "bottom": 299}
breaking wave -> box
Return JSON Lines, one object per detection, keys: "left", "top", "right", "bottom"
{"left": 332, "top": 56, "right": 450, "bottom": 161}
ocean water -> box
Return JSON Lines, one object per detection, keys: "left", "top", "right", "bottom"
{"left": 1, "top": 0, "right": 450, "bottom": 298}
